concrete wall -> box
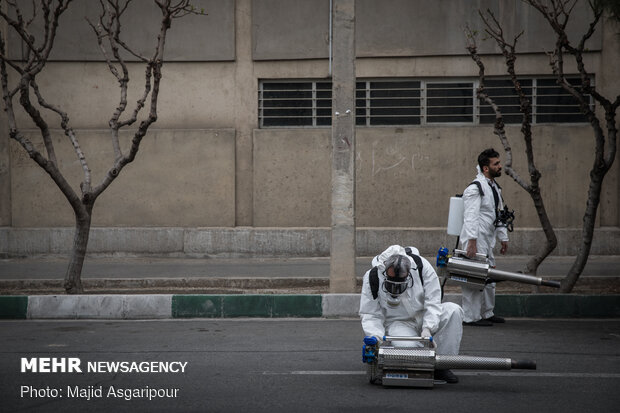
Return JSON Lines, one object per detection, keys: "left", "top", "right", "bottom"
{"left": 10, "top": 129, "right": 236, "bottom": 227}
{"left": 5, "top": 62, "right": 238, "bottom": 129}
{"left": 253, "top": 125, "right": 618, "bottom": 228}
{"left": 2, "top": 227, "right": 618, "bottom": 257}
{"left": 253, "top": 129, "right": 331, "bottom": 226}
{"left": 252, "top": 0, "right": 601, "bottom": 59}
{"left": 7, "top": 0, "right": 235, "bottom": 61}
{"left": 1, "top": 0, "right": 618, "bottom": 256}
{"left": 8, "top": 124, "right": 616, "bottom": 230}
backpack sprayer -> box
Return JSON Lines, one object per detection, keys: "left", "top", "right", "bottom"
{"left": 362, "top": 335, "right": 536, "bottom": 388}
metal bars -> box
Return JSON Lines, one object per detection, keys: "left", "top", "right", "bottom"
{"left": 259, "top": 77, "right": 592, "bottom": 127}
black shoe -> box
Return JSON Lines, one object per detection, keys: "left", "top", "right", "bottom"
{"left": 463, "top": 319, "right": 493, "bottom": 326}
{"left": 434, "top": 369, "right": 459, "bottom": 384}
{"left": 485, "top": 315, "right": 506, "bottom": 323}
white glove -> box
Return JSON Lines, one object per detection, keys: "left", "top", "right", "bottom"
{"left": 421, "top": 328, "right": 437, "bottom": 348}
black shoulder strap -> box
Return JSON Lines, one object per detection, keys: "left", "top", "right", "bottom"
{"left": 404, "top": 248, "right": 424, "bottom": 286}
{"left": 493, "top": 181, "right": 505, "bottom": 203}
{"left": 468, "top": 181, "right": 484, "bottom": 196}
{"left": 369, "top": 267, "right": 380, "bottom": 299}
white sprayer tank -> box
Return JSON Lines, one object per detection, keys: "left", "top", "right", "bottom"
{"left": 447, "top": 196, "right": 464, "bottom": 236}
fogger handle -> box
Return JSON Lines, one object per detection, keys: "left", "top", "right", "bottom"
{"left": 383, "top": 335, "right": 433, "bottom": 343}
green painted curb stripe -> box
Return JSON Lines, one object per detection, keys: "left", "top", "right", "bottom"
{"left": 1, "top": 294, "right": 618, "bottom": 319}
{"left": 0, "top": 296, "right": 28, "bottom": 319}
{"left": 171, "top": 294, "right": 323, "bottom": 318}
{"left": 496, "top": 295, "right": 620, "bottom": 318}
{"left": 273, "top": 295, "right": 323, "bottom": 317}
{"left": 172, "top": 295, "right": 222, "bottom": 318}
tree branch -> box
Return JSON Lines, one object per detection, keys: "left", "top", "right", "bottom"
{"left": 91, "top": 0, "right": 193, "bottom": 198}
{"left": 467, "top": 8, "right": 559, "bottom": 275}
{"left": 465, "top": 21, "right": 530, "bottom": 191}
{"left": 30, "top": 79, "right": 92, "bottom": 190}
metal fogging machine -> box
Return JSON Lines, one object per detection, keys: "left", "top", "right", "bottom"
{"left": 362, "top": 336, "right": 536, "bottom": 388}
{"left": 436, "top": 248, "right": 561, "bottom": 289}
{"left": 439, "top": 194, "right": 561, "bottom": 289}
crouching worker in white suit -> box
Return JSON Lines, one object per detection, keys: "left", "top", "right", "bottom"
{"left": 359, "top": 245, "right": 464, "bottom": 383}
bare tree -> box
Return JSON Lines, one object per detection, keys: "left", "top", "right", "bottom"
{"left": 465, "top": 15, "right": 558, "bottom": 278}
{"left": 0, "top": 0, "right": 204, "bottom": 293}
{"left": 466, "top": 0, "right": 618, "bottom": 291}
{"left": 524, "top": 0, "right": 618, "bottom": 292}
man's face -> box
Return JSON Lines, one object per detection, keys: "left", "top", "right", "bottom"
{"left": 485, "top": 157, "right": 502, "bottom": 178}
{"left": 384, "top": 265, "right": 410, "bottom": 296}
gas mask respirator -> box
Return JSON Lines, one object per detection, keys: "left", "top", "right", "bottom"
{"left": 382, "top": 255, "right": 413, "bottom": 306}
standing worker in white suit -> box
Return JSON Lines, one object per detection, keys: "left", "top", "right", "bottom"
{"left": 460, "top": 148, "right": 509, "bottom": 326}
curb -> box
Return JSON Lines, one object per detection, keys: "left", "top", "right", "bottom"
{"left": 1, "top": 294, "right": 619, "bottom": 319}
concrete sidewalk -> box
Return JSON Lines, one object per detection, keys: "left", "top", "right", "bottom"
{"left": 2, "top": 254, "right": 619, "bottom": 279}
{"left": 0, "top": 254, "right": 619, "bottom": 319}
{"left": 0, "top": 254, "right": 618, "bottom": 293}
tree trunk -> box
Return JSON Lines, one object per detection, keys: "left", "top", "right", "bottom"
{"left": 560, "top": 169, "right": 604, "bottom": 293}
{"left": 523, "top": 187, "right": 557, "bottom": 275}
{"left": 64, "top": 204, "right": 93, "bottom": 294}
{"left": 465, "top": 22, "right": 558, "bottom": 279}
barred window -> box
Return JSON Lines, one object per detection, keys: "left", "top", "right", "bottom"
{"left": 536, "top": 78, "right": 590, "bottom": 123}
{"left": 426, "top": 82, "right": 474, "bottom": 123}
{"left": 356, "top": 81, "right": 421, "bottom": 126}
{"left": 479, "top": 78, "right": 589, "bottom": 124}
{"left": 258, "top": 81, "right": 331, "bottom": 127}
{"left": 259, "top": 77, "right": 592, "bottom": 127}
{"left": 315, "top": 82, "right": 332, "bottom": 126}
{"left": 479, "top": 79, "right": 533, "bottom": 124}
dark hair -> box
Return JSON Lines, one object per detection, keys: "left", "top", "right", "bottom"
{"left": 478, "top": 148, "right": 500, "bottom": 170}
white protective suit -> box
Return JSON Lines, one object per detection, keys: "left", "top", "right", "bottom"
{"left": 459, "top": 166, "right": 509, "bottom": 323}
{"left": 359, "top": 245, "right": 463, "bottom": 355}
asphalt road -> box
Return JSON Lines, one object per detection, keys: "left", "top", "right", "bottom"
{"left": 2, "top": 318, "right": 619, "bottom": 412}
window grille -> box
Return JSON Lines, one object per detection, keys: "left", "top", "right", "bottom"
{"left": 356, "top": 81, "right": 421, "bottom": 126}
{"left": 258, "top": 82, "right": 332, "bottom": 127}
{"left": 315, "top": 82, "right": 332, "bottom": 126}
{"left": 426, "top": 82, "right": 474, "bottom": 123}
{"left": 259, "top": 77, "right": 592, "bottom": 127}
{"left": 479, "top": 78, "right": 590, "bottom": 124}
{"left": 535, "top": 78, "right": 590, "bottom": 123}
{"left": 479, "top": 79, "right": 533, "bottom": 124}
